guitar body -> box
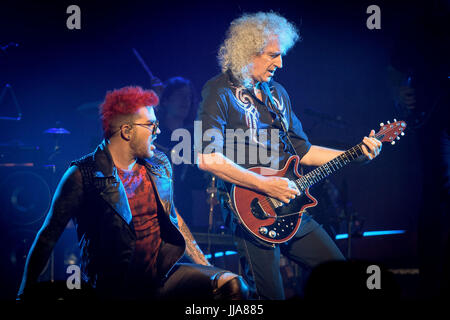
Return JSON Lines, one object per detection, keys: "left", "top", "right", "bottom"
{"left": 231, "top": 156, "right": 318, "bottom": 244}
{"left": 230, "top": 120, "right": 406, "bottom": 244}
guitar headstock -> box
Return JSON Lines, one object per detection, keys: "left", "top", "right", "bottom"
{"left": 375, "top": 119, "right": 407, "bottom": 145}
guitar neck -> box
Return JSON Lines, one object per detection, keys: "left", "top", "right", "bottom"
{"left": 295, "top": 142, "right": 366, "bottom": 191}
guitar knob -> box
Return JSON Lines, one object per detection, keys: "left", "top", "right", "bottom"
{"left": 387, "top": 120, "right": 391, "bottom": 124}
{"left": 259, "top": 227, "right": 268, "bottom": 235}
{"left": 391, "top": 141, "right": 396, "bottom": 145}
{"left": 380, "top": 122, "right": 384, "bottom": 126}
{"left": 396, "top": 137, "right": 400, "bottom": 140}
{"left": 401, "top": 132, "right": 405, "bottom": 136}
{"left": 394, "top": 118, "right": 397, "bottom": 122}
{"left": 268, "top": 230, "right": 277, "bottom": 238}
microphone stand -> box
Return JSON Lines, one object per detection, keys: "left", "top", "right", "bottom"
{"left": 339, "top": 179, "right": 352, "bottom": 259}
{"left": 206, "top": 175, "right": 219, "bottom": 263}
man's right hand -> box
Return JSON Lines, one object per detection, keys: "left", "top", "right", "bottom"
{"left": 197, "top": 152, "right": 301, "bottom": 204}
{"left": 259, "top": 176, "right": 300, "bottom": 204}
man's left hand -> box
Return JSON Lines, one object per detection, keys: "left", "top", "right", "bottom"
{"left": 361, "top": 130, "right": 382, "bottom": 160}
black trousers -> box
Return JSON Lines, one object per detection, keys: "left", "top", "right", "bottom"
{"left": 124, "top": 262, "right": 230, "bottom": 300}
{"left": 234, "top": 217, "right": 345, "bottom": 300}
{"left": 155, "top": 263, "right": 225, "bottom": 299}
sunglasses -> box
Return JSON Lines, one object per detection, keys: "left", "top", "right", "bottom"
{"left": 132, "top": 120, "right": 159, "bottom": 135}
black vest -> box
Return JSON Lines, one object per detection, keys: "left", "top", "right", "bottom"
{"left": 70, "top": 140, "right": 185, "bottom": 297}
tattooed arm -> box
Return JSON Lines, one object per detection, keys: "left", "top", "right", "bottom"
{"left": 175, "top": 208, "right": 212, "bottom": 266}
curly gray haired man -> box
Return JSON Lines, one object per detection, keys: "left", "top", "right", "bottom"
{"left": 197, "top": 12, "right": 382, "bottom": 299}
{"left": 218, "top": 12, "right": 300, "bottom": 88}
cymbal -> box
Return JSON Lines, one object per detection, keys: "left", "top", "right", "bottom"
{"left": 44, "top": 127, "right": 70, "bottom": 134}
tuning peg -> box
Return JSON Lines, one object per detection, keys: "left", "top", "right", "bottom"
{"left": 401, "top": 132, "right": 405, "bottom": 136}
{"left": 396, "top": 137, "right": 400, "bottom": 140}
{"left": 387, "top": 120, "right": 391, "bottom": 124}
{"left": 394, "top": 118, "right": 397, "bottom": 122}
{"left": 391, "top": 141, "right": 396, "bottom": 145}
{"left": 380, "top": 122, "right": 384, "bottom": 126}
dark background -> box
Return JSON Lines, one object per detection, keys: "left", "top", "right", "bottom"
{"left": 0, "top": 0, "right": 448, "bottom": 300}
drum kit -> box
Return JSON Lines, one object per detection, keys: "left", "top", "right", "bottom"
{"left": 0, "top": 64, "right": 90, "bottom": 291}
{"left": 0, "top": 110, "right": 77, "bottom": 284}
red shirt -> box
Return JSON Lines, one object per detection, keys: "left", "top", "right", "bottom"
{"left": 117, "top": 163, "right": 161, "bottom": 279}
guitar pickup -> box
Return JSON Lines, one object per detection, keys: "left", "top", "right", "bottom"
{"left": 251, "top": 198, "right": 275, "bottom": 219}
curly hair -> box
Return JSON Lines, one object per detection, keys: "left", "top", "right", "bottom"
{"left": 218, "top": 12, "right": 300, "bottom": 87}
{"left": 100, "top": 86, "right": 159, "bottom": 138}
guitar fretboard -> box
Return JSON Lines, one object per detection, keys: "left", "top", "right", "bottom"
{"left": 294, "top": 142, "right": 366, "bottom": 191}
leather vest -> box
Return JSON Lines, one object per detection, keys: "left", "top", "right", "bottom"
{"left": 70, "top": 140, "right": 185, "bottom": 297}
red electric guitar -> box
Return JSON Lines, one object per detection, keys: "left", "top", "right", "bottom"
{"left": 231, "top": 120, "right": 407, "bottom": 244}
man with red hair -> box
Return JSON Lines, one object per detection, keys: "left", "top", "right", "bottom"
{"left": 18, "top": 86, "right": 248, "bottom": 300}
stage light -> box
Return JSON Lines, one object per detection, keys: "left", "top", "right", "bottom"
{"left": 205, "top": 251, "right": 238, "bottom": 259}
{"left": 335, "top": 230, "right": 406, "bottom": 240}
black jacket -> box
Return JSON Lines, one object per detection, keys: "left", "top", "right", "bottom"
{"left": 19, "top": 140, "right": 186, "bottom": 298}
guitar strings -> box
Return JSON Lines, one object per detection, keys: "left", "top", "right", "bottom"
{"left": 255, "top": 130, "right": 385, "bottom": 217}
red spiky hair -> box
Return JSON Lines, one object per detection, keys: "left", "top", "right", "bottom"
{"left": 100, "top": 86, "right": 159, "bottom": 137}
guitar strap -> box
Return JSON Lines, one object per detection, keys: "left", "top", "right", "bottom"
{"left": 261, "top": 83, "right": 305, "bottom": 180}
{"left": 260, "top": 82, "right": 300, "bottom": 159}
